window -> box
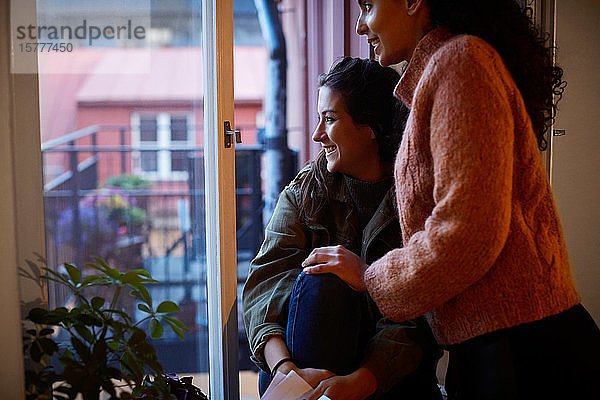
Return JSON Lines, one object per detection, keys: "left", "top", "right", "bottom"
{"left": 131, "top": 113, "right": 195, "bottom": 180}
{"left": 29, "top": 0, "right": 240, "bottom": 398}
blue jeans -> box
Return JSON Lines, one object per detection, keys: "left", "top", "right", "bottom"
{"left": 259, "top": 272, "right": 373, "bottom": 394}
{"left": 258, "top": 272, "right": 442, "bottom": 399}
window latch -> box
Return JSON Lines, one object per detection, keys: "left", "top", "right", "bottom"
{"left": 553, "top": 129, "right": 566, "bottom": 137}
{"left": 224, "top": 121, "right": 241, "bottom": 148}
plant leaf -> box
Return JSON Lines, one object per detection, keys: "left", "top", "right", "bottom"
{"left": 30, "top": 341, "right": 42, "bottom": 362}
{"left": 27, "top": 308, "right": 49, "bottom": 324}
{"left": 42, "top": 308, "right": 68, "bottom": 325}
{"left": 129, "top": 269, "right": 151, "bottom": 278}
{"left": 163, "top": 319, "right": 184, "bottom": 340}
{"left": 163, "top": 316, "right": 189, "bottom": 332}
{"left": 149, "top": 318, "right": 163, "bottom": 339}
{"left": 59, "top": 349, "right": 74, "bottom": 369}
{"left": 74, "top": 312, "right": 103, "bottom": 327}
{"left": 85, "top": 261, "right": 107, "bottom": 274}
{"left": 137, "top": 303, "right": 152, "bottom": 314}
{"left": 91, "top": 296, "right": 105, "bottom": 310}
{"left": 92, "top": 257, "right": 121, "bottom": 280}
{"left": 70, "top": 336, "right": 91, "bottom": 361}
{"left": 81, "top": 275, "right": 105, "bottom": 286}
{"left": 121, "top": 270, "right": 143, "bottom": 285}
{"left": 103, "top": 308, "right": 133, "bottom": 322}
{"left": 74, "top": 325, "right": 95, "bottom": 344}
{"left": 156, "top": 301, "right": 179, "bottom": 314}
{"left": 39, "top": 327, "right": 55, "bottom": 336}
{"left": 107, "top": 340, "right": 119, "bottom": 352}
{"left": 94, "top": 257, "right": 111, "bottom": 270}
{"left": 64, "top": 263, "right": 81, "bottom": 284}
{"left": 106, "top": 267, "right": 121, "bottom": 280}
{"left": 129, "top": 284, "right": 152, "bottom": 307}
{"left": 42, "top": 267, "right": 69, "bottom": 282}
{"left": 38, "top": 337, "right": 59, "bottom": 355}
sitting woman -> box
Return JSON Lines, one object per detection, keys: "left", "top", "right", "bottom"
{"left": 242, "top": 57, "right": 442, "bottom": 400}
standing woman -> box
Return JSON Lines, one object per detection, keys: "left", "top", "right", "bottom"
{"left": 303, "top": 0, "right": 600, "bottom": 398}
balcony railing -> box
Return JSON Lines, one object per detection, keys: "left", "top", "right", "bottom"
{"left": 41, "top": 125, "right": 265, "bottom": 372}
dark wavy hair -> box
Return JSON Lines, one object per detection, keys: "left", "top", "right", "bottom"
{"left": 299, "top": 57, "right": 408, "bottom": 223}
{"left": 428, "top": 0, "right": 566, "bottom": 150}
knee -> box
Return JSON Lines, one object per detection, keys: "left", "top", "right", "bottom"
{"left": 293, "top": 272, "right": 356, "bottom": 302}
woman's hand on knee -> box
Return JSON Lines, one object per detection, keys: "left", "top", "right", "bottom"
{"left": 302, "top": 245, "right": 368, "bottom": 292}
{"left": 298, "top": 367, "right": 377, "bottom": 400}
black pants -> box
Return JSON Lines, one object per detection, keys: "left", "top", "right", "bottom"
{"left": 445, "top": 304, "right": 600, "bottom": 400}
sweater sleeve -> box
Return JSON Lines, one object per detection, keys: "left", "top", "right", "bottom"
{"left": 365, "top": 38, "right": 516, "bottom": 322}
{"left": 242, "top": 186, "right": 308, "bottom": 371}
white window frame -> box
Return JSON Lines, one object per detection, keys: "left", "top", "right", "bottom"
{"left": 202, "top": 0, "right": 239, "bottom": 398}
{"left": 131, "top": 112, "right": 196, "bottom": 181}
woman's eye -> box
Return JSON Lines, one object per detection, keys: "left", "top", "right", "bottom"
{"left": 362, "top": 2, "right": 372, "bottom": 12}
{"left": 324, "top": 116, "right": 335, "bottom": 123}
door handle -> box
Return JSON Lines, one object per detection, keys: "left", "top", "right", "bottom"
{"left": 224, "top": 121, "right": 241, "bottom": 148}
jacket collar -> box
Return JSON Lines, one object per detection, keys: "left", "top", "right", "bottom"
{"left": 363, "top": 188, "right": 397, "bottom": 236}
{"left": 394, "top": 27, "right": 455, "bottom": 107}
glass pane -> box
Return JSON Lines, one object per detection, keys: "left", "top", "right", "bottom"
{"left": 36, "top": 0, "right": 212, "bottom": 396}
{"left": 171, "top": 116, "right": 188, "bottom": 142}
{"left": 141, "top": 150, "right": 158, "bottom": 172}
{"left": 233, "top": 0, "right": 301, "bottom": 397}
{"left": 140, "top": 116, "right": 158, "bottom": 142}
{"left": 171, "top": 150, "right": 188, "bottom": 172}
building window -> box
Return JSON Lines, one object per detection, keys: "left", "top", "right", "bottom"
{"left": 131, "top": 113, "right": 194, "bottom": 180}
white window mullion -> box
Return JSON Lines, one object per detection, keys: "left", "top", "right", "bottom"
{"left": 187, "top": 113, "right": 195, "bottom": 145}
{"left": 157, "top": 112, "right": 170, "bottom": 179}
{"left": 130, "top": 113, "right": 141, "bottom": 173}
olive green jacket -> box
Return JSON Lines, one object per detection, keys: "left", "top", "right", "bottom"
{"left": 242, "top": 167, "right": 433, "bottom": 395}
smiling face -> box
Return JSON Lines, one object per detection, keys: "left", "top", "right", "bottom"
{"left": 312, "top": 86, "right": 384, "bottom": 182}
{"left": 356, "top": 0, "right": 429, "bottom": 66}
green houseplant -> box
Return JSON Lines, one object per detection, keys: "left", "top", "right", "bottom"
{"left": 21, "top": 256, "right": 191, "bottom": 400}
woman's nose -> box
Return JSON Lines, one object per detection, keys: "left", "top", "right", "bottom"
{"left": 312, "top": 123, "right": 326, "bottom": 143}
{"left": 356, "top": 12, "right": 367, "bottom": 36}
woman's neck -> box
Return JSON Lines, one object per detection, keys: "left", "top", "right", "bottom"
{"left": 350, "top": 160, "right": 393, "bottom": 183}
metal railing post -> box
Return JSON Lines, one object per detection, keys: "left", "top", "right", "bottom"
{"left": 69, "top": 139, "right": 82, "bottom": 267}
{"left": 120, "top": 127, "right": 126, "bottom": 175}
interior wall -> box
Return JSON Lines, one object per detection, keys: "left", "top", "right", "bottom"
{"left": 553, "top": 0, "right": 600, "bottom": 325}
{"left": 0, "top": 0, "right": 28, "bottom": 396}
{"left": 301, "top": 0, "right": 368, "bottom": 163}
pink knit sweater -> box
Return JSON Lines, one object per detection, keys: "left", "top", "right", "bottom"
{"left": 364, "top": 28, "right": 580, "bottom": 345}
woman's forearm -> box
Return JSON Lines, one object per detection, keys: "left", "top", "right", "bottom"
{"left": 264, "top": 335, "right": 296, "bottom": 375}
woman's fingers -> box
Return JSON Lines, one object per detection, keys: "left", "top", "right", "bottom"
{"left": 300, "top": 246, "right": 368, "bottom": 291}
{"left": 307, "top": 385, "right": 326, "bottom": 400}
{"left": 302, "top": 245, "right": 344, "bottom": 268}
{"left": 296, "top": 383, "right": 326, "bottom": 400}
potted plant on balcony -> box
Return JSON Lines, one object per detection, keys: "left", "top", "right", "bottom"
{"left": 20, "top": 255, "right": 206, "bottom": 400}
{"left": 55, "top": 174, "right": 151, "bottom": 262}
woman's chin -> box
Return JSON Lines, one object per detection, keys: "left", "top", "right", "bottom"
{"left": 325, "top": 161, "right": 337, "bottom": 174}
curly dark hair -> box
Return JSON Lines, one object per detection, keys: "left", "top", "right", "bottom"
{"left": 428, "top": 0, "right": 566, "bottom": 150}
{"left": 299, "top": 57, "right": 408, "bottom": 223}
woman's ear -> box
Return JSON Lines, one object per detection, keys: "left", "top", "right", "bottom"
{"left": 406, "top": 0, "right": 427, "bottom": 16}
{"left": 368, "top": 126, "right": 376, "bottom": 140}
